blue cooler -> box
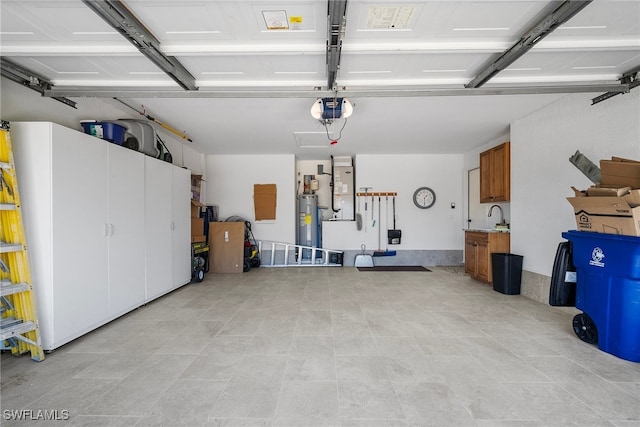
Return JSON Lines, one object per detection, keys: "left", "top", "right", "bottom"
{"left": 562, "top": 230, "right": 640, "bottom": 362}
{"left": 80, "top": 121, "right": 126, "bottom": 145}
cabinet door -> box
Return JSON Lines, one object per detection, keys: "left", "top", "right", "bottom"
{"left": 107, "top": 144, "right": 145, "bottom": 315}
{"left": 145, "top": 157, "right": 173, "bottom": 300}
{"left": 172, "top": 166, "right": 191, "bottom": 288}
{"left": 479, "top": 150, "right": 492, "bottom": 203}
{"left": 476, "top": 240, "right": 490, "bottom": 282}
{"left": 492, "top": 143, "right": 510, "bottom": 202}
{"left": 51, "top": 126, "right": 108, "bottom": 345}
{"left": 464, "top": 238, "right": 476, "bottom": 276}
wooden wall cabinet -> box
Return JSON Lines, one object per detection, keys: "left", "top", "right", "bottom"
{"left": 480, "top": 141, "right": 510, "bottom": 203}
{"left": 464, "top": 231, "right": 510, "bottom": 283}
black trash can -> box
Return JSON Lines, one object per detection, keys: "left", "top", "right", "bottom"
{"left": 491, "top": 253, "right": 523, "bottom": 295}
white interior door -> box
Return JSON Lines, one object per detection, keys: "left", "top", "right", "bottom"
{"left": 144, "top": 157, "right": 173, "bottom": 300}
{"left": 51, "top": 126, "right": 108, "bottom": 344}
{"left": 467, "top": 168, "right": 484, "bottom": 229}
{"left": 107, "top": 144, "right": 145, "bottom": 315}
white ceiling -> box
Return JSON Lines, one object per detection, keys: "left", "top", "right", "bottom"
{"left": 1, "top": 0, "right": 639, "bottom": 158}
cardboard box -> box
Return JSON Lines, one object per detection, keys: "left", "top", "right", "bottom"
{"left": 600, "top": 157, "right": 640, "bottom": 189}
{"left": 191, "top": 235, "right": 206, "bottom": 243}
{"left": 209, "top": 221, "right": 245, "bottom": 273}
{"left": 191, "top": 199, "right": 204, "bottom": 218}
{"left": 567, "top": 195, "right": 640, "bottom": 236}
{"left": 191, "top": 174, "right": 203, "bottom": 202}
{"left": 191, "top": 217, "right": 204, "bottom": 236}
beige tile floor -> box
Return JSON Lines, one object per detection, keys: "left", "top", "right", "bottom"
{"left": 2, "top": 267, "right": 640, "bottom": 426}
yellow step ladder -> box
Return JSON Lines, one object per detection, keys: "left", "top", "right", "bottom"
{"left": 0, "top": 121, "right": 44, "bottom": 361}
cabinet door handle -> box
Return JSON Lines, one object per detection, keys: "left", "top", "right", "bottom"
{"left": 109, "top": 224, "right": 114, "bottom": 236}
{"left": 170, "top": 221, "right": 175, "bottom": 231}
{"left": 104, "top": 223, "right": 109, "bottom": 237}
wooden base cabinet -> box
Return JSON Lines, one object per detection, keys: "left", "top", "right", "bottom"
{"left": 12, "top": 122, "right": 190, "bottom": 350}
{"left": 464, "top": 231, "right": 510, "bottom": 284}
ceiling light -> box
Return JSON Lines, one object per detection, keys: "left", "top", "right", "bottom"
{"left": 572, "top": 65, "right": 616, "bottom": 70}
{"left": 503, "top": 67, "right": 541, "bottom": 71}
{"left": 347, "top": 70, "right": 392, "bottom": 74}
{"left": 129, "top": 71, "right": 166, "bottom": 75}
{"left": 72, "top": 31, "right": 118, "bottom": 35}
{"left": 274, "top": 71, "right": 318, "bottom": 75}
{"left": 422, "top": 69, "right": 466, "bottom": 73}
{"left": 200, "top": 71, "right": 244, "bottom": 75}
{"left": 0, "top": 31, "right": 35, "bottom": 35}
{"left": 57, "top": 71, "right": 99, "bottom": 74}
{"left": 453, "top": 27, "right": 509, "bottom": 31}
{"left": 558, "top": 25, "right": 606, "bottom": 30}
{"left": 166, "top": 30, "right": 221, "bottom": 35}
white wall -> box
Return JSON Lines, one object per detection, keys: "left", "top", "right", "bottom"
{"left": 511, "top": 91, "right": 640, "bottom": 276}
{"left": 1, "top": 77, "right": 204, "bottom": 174}
{"left": 323, "top": 154, "right": 465, "bottom": 250}
{"left": 205, "top": 154, "right": 296, "bottom": 243}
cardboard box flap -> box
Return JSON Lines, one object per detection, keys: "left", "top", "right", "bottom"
{"left": 611, "top": 156, "right": 640, "bottom": 164}
{"left": 567, "top": 196, "right": 635, "bottom": 216}
{"left": 624, "top": 189, "right": 640, "bottom": 206}
{"left": 587, "top": 185, "right": 631, "bottom": 197}
{"left": 571, "top": 186, "right": 587, "bottom": 197}
{"left": 191, "top": 199, "right": 204, "bottom": 207}
{"left": 600, "top": 157, "right": 640, "bottom": 188}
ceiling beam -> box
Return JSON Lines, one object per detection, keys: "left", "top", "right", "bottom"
{"left": 43, "top": 83, "right": 628, "bottom": 99}
{"left": 327, "top": 0, "right": 348, "bottom": 91}
{"left": 1, "top": 58, "right": 77, "bottom": 108}
{"left": 466, "top": 0, "right": 593, "bottom": 88}
{"left": 591, "top": 65, "right": 640, "bottom": 105}
{"left": 81, "top": 0, "right": 198, "bottom": 91}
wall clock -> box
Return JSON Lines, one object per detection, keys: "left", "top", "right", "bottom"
{"left": 413, "top": 187, "right": 436, "bottom": 209}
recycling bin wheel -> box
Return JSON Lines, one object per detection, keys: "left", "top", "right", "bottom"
{"left": 572, "top": 313, "right": 598, "bottom": 344}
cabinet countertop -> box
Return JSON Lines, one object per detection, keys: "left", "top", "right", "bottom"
{"left": 465, "top": 228, "right": 510, "bottom": 234}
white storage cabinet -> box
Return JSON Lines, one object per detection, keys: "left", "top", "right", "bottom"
{"left": 11, "top": 122, "right": 190, "bottom": 350}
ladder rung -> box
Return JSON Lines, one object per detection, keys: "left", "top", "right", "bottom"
{"left": 0, "top": 243, "right": 22, "bottom": 253}
{"left": 0, "top": 320, "right": 37, "bottom": 341}
{"left": 0, "top": 203, "right": 16, "bottom": 210}
{"left": 0, "top": 282, "right": 29, "bottom": 297}
{"left": 0, "top": 162, "right": 11, "bottom": 170}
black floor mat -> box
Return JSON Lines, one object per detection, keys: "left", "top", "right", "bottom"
{"left": 357, "top": 266, "right": 431, "bottom": 272}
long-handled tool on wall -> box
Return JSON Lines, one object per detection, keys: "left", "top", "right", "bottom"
{"left": 373, "top": 193, "right": 397, "bottom": 257}
{"left": 360, "top": 187, "right": 372, "bottom": 232}
{"left": 388, "top": 194, "right": 402, "bottom": 245}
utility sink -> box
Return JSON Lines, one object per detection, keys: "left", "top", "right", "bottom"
{"left": 466, "top": 226, "right": 510, "bottom": 233}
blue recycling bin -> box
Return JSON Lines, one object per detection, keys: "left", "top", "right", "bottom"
{"left": 562, "top": 230, "right": 640, "bottom": 362}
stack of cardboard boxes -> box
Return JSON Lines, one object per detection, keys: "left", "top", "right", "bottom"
{"left": 567, "top": 157, "right": 640, "bottom": 236}
{"left": 190, "top": 175, "right": 206, "bottom": 243}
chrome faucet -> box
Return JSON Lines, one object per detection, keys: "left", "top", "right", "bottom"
{"left": 488, "top": 204, "right": 506, "bottom": 226}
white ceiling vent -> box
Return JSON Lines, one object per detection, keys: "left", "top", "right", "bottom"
{"left": 366, "top": 6, "right": 415, "bottom": 30}
{"left": 294, "top": 132, "right": 332, "bottom": 148}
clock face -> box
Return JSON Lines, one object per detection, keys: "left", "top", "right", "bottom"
{"left": 413, "top": 187, "right": 436, "bottom": 209}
